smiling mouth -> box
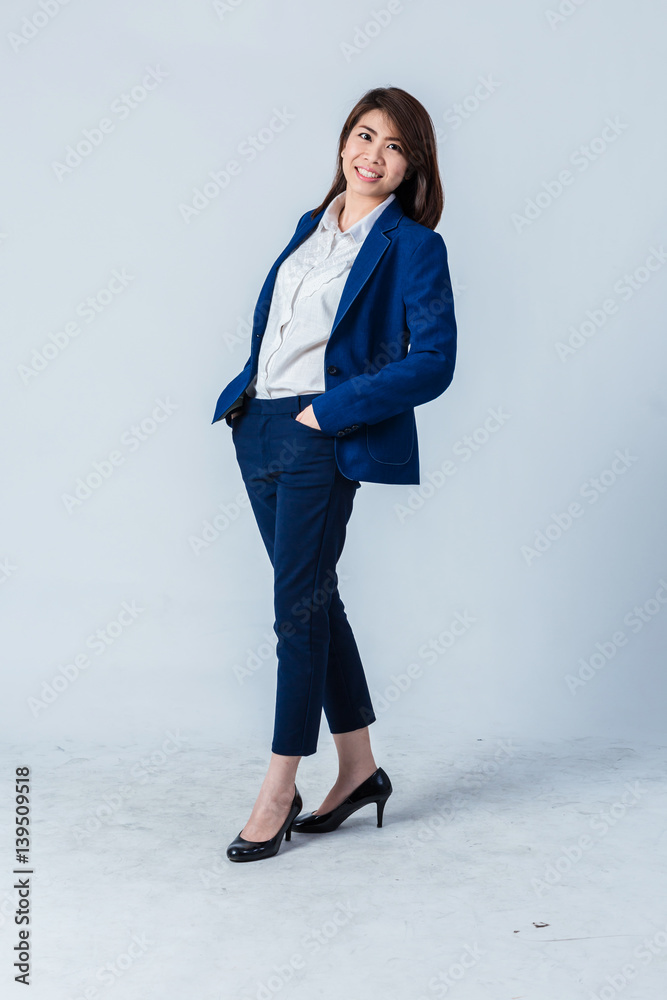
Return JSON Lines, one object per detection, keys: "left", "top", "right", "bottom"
{"left": 355, "top": 165, "right": 382, "bottom": 180}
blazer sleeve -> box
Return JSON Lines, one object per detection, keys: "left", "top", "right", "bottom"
{"left": 311, "top": 230, "right": 457, "bottom": 434}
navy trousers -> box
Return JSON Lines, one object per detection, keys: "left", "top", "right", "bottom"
{"left": 231, "top": 391, "right": 376, "bottom": 756}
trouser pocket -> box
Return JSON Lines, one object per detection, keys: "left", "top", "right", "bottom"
{"left": 289, "top": 410, "right": 329, "bottom": 435}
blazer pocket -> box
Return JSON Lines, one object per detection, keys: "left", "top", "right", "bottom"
{"left": 366, "top": 411, "right": 415, "bottom": 465}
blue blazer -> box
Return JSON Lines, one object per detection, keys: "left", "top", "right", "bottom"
{"left": 211, "top": 196, "right": 457, "bottom": 485}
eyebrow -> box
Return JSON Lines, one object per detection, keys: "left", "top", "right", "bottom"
{"left": 356, "top": 124, "right": 403, "bottom": 142}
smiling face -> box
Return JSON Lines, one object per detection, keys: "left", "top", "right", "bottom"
{"left": 340, "top": 108, "right": 410, "bottom": 201}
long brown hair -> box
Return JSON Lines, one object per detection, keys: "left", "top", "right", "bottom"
{"left": 311, "top": 87, "right": 444, "bottom": 231}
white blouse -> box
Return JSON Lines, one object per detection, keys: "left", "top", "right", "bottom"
{"left": 246, "top": 189, "right": 396, "bottom": 399}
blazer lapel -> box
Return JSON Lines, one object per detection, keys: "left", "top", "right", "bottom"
{"left": 251, "top": 195, "right": 405, "bottom": 350}
{"left": 330, "top": 196, "right": 404, "bottom": 338}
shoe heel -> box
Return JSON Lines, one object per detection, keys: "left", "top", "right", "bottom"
{"left": 285, "top": 825, "right": 292, "bottom": 842}
{"left": 376, "top": 797, "right": 388, "bottom": 828}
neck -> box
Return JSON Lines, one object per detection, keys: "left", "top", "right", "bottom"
{"left": 337, "top": 187, "right": 390, "bottom": 233}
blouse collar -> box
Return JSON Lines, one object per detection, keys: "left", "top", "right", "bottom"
{"left": 320, "top": 190, "right": 397, "bottom": 245}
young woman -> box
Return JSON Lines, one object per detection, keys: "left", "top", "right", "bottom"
{"left": 212, "top": 86, "right": 457, "bottom": 862}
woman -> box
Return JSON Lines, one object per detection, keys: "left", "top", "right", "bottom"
{"left": 213, "top": 86, "right": 457, "bottom": 862}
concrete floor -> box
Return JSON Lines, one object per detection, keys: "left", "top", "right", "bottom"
{"left": 2, "top": 730, "right": 666, "bottom": 1000}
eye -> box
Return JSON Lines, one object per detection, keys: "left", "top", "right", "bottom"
{"left": 357, "top": 132, "right": 403, "bottom": 153}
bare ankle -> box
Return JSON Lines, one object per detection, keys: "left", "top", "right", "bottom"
{"left": 337, "top": 763, "right": 377, "bottom": 786}
{"left": 258, "top": 782, "right": 295, "bottom": 804}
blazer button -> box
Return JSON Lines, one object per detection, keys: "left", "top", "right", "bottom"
{"left": 351, "top": 424, "right": 359, "bottom": 430}
{"left": 327, "top": 365, "right": 339, "bottom": 375}
{"left": 336, "top": 430, "right": 345, "bottom": 437}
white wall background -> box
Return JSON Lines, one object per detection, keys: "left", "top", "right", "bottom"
{"left": 2, "top": 0, "right": 666, "bottom": 751}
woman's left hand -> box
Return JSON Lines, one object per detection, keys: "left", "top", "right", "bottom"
{"left": 294, "top": 404, "right": 321, "bottom": 430}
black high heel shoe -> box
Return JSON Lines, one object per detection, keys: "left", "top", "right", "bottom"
{"left": 292, "top": 767, "right": 392, "bottom": 834}
{"left": 226, "top": 785, "right": 303, "bottom": 863}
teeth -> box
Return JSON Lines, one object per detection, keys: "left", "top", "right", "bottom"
{"left": 357, "top": 167, "right": 379, "bottom": 178}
